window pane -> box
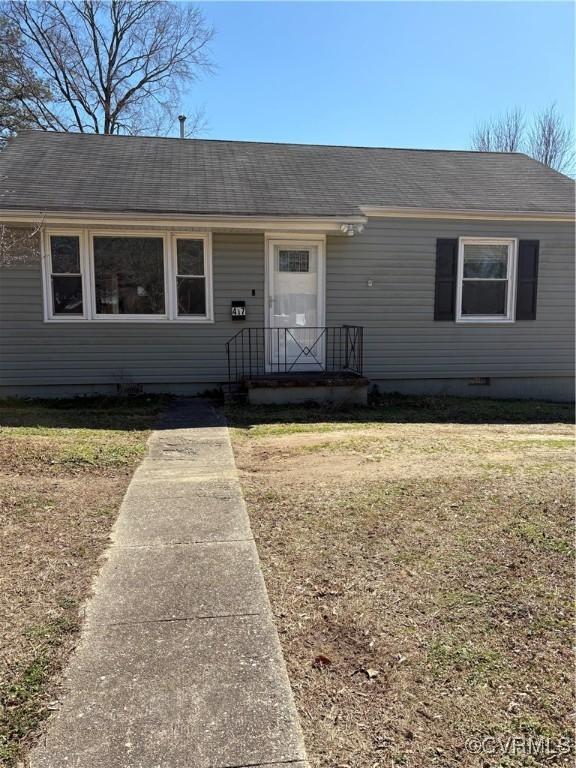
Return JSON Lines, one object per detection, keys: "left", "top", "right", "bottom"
{"left": 279, "top": 250, "right": 310, "bottom": 273}
{"left": 51, "top": 235, "right": 80, "bottom": 273}
{"left": 177, "top": 240, "right": 204, "bottom": 275}
{"left": 462, "top": 280, "right": 507, "bottom": 316}
{"left": 463, "top": 244, "right": 508, "bottom": 279}
{"left": 52, "top": 275, "right": 83, "bottom": 315}
{"left": 93, "top": 237, "right": 165, "bottom": 315}
{"left": 178, "top": 277, "right": 206, "bottom": 316}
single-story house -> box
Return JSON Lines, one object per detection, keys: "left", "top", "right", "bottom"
{"left": 0, "top": 130, "right": 574, "bottom": 401}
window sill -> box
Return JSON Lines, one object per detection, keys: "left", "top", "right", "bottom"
{"left": 455, "top": 317, "right": 515, "bottom": 324}
{"left": 44, "top": 317, "right": 215, "bottom": 324}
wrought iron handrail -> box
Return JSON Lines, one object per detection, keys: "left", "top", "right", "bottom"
{"left": 225, "top": 326, "right": 364, "bottom": 388}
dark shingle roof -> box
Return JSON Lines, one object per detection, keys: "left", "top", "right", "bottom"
{"left": 0, "top": 130, "right": 573, "bottom": 217}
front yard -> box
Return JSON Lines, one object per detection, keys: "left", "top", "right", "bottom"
{"left": 228, "top": 395, "right": 575, "bottom": 767}
{"left": 0, "top": 397, "right": 165, "bottom": 766}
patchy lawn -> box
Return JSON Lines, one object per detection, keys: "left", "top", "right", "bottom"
{"left": 0, "top": 396, "right": 167, "bottom": 767}
{"left": 227, "top": 395, "right": 575, "bottom": 768}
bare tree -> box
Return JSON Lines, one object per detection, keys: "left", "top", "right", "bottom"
{"left": 0, "top": 17, "right": 49, "bottom": 140}
{"left": 528, "top": 104, "right": 574, "bottom": 175}
{"left": 471, "top": 121, "right": 494, "bottom": 153}
{"left": 0, "top": 221, "right": 42, "bottom": 265}
{"left": 1, "top": 0, "right": 214, "bottom": 137}
{"left": 471, "top": 108, "right": 525, "bottom": 152}
{"left": 493, "top": 107, "right": 525, "bottom": 152}
{"left": 471, "top": 103, "right": 574, "bottom": 174}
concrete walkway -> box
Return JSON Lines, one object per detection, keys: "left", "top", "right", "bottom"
{"left": 31, "top": 399, "right": 308, "bottom": 768}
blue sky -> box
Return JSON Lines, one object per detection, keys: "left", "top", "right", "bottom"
{"left": 187, "top": 1, "right": 574, "bottom": 149}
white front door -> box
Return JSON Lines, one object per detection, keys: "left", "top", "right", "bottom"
{"left": 266, "top": 239, "right": 325, "bottom": 372}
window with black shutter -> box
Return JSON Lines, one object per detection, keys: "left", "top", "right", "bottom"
{"left": 434, "top": 237, "right": 539, "bottom": 323}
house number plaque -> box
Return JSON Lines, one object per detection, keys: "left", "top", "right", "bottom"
{"left": 231, "top": 301, "right": 246, "bottom": 320}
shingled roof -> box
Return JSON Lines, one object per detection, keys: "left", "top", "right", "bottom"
{"left": 0, "top": 130, "right": 573, "bottom": 217}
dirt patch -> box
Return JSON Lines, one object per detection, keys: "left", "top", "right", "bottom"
{"left": 235, "top": 422, "right": 574, "bottom": 486}
{"left": 229, "top": 398, "right": 575, "bottom": 767}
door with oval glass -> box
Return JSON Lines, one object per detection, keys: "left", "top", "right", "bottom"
{"left": 266, "top": 239, "right": 325, "bottom": 372}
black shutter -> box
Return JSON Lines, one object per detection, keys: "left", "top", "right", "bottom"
{"left": 516, "top": 240, "right": 539, "bottom": 320}
{"left": 434, "top": 239, "right": 458, "bottom": 321}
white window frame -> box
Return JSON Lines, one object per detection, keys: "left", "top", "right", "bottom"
{"left": 42, "top": 229, "right": 92, "bottom": 321}
{"left": 456, "top": 237, "right": 518, "bottom": 324}
{"left": 42, "top": 228, "right": 213, "bottom": 323}
{"left": 169, "top": 233, "right": 214, "bottom": 322}
{"left": 89, "top": 230, "right": 170, "bottom": 322}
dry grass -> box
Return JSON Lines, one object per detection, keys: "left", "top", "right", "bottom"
{"left": 227, "top": 395, "right": 575, "bottom": 768}
{"left": 0, "top": 396, "right": 167, "bottom": 767}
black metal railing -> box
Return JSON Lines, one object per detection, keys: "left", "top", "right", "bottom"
{"left": 225, "top": 326, "right": 363, "bottom": 387}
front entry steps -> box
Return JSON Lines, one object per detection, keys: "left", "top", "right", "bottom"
{"left": 241, "top": 372, "right": 369, "bottom": 405}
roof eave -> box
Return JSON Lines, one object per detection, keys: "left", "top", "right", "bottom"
{"left": 361, "top": 206, "right": 576, "bottom": 222}
{"left": 0, "top": 205, "right": 572, "bottom": 227}
{"left": 0, "top": 209, "right": 368, "bottom": 233}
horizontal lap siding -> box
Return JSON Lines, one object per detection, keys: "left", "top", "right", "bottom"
{"left": 326, "top": 218, "right": 575, "bottom": 379}
{"left": 0, "top": 233, "right": 264, "bottom": 386}
{"left": 0, "top": 219, "right": 573, "bottom": 387}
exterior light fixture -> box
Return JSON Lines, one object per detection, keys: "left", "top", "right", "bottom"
{"left": 340, "top": 223, "right": 365, "bottom": 237}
